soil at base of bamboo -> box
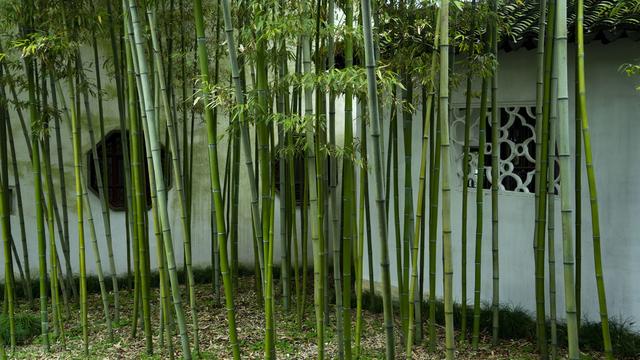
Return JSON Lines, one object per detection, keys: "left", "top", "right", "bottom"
{"left": 11, "top": 275, "right": 600, "bottom": 359}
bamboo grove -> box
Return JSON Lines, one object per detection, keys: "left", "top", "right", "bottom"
{"left": 0, "top": 0, "right": 623, "bottom": 359}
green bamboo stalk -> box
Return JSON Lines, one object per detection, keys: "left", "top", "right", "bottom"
{"left": 211, "top": 198, "right": 220, "bottom": 304}
{"left": 314, "top": 0, "right": 330, "bottom": 333}
{"left": 302, "top": 20, "right": 325, "bottom": 358}
{"left": 65, "top": 62, "right": 83, "bottom": 356}
{"left": 126, "top": 1, "right": 192, "bottom": 357}
{"left": 471, "top": 77, "right": 489, "bottom": 351}
{"left": 106, "top": 1, "right": 135, "bottom": 298}
{"left": 279, "top": 22, "right": 291, "bottom": 317}
{"left": 54, "top": 70, "right": 114, "bottom": 342}
{"left": 74, "top": 64, "right": 115, "bottom": 342}
{"left": 326, "top": 0, "right": 344, "bottom": 355}
{"left": 41, "top": 127, "right": 65, "bottom": 344}
{"left": 391, "top": 97, "right": 403, "bottom": 327}
{"left": 23, "top": 49, "right": 49, "bottom": 353}
{"left": 229, "top": 97, "right": 241, "bottom": 292}
{"left": 361, "top": 0, "right": 394, "bottom": 356}
{"left": 490, "top": 0, "right": 500, "bottom": 344}
{"left": 180, "top": 0, "right": 194, "bottom": 295}
{"left": 38, "top": 71, "right": 53, "bottom": 336}
{"left": 0, "top": 60, "right": 34, "bottom": 308}
{"left": 460, "top": 72, "right": 473, "bottom": 342}
{"left": 230, "top": 131, "right": 240, "bottom": 294}
{"left": 428, "top": 96, "right": 441, "bottom": 352}
{"left": 554, "top": 0, "right": 580, "bottom": 357}
{"left": 534, "top": 1, "right": 555, "bottom": 356}
{"left": 460, "top": 0, "right": 477, "bottom": 341}
{"left": 256, "top": 32, "right": 272, "bottom": 342}
{"left": 90, "top": 27, "right": 120, "bottom": 322}
{"left": 405, "top": 78, "right": 431, "bottom": 359}
{"left": 342, "top": 2, "right": 354, "bottom": 358}
{"left": 128, "top": 36, "right": 157, "bottom": 354}
{"left": 401, "top": 75, "right": 415, "bottom": 340}
{"left": 364, "top": 163, "right": 375, "bottom": 308}
{"left": 220, "top": 3, "right": 240, "bottom": 293}
{"left": 438, "top": 2, "right": 455, "bottom": 358}
{"left": 122, "top": 12, "right": 152, "bottom": 346}
{"left": 46, "top": 72, "right": 73, "bottom": 318}
{"left": 78, "top": 70, "right": 116, "bottom": 343}
{"left": 385, "top": 104, "right": 393, "bottom": 224}
{"left": 265, "top": 141, "right": 276, "bottom": 360}
{"left": 574, "top": 9, "right": 583, "bottom": 333}
{"left": 6, "top": 109, "right": 34, "bottom": 306}
{"left": 533, "top": 0, "right": 548, "bottom": 250}
{"left": 220, "top": 0, "right": 265, "bottom": 299}
{"left": 576, "top": 0, "right": 612, "bottom": 356}
{"left": 49, "top": 75, "right": 75, "bottom": 304}
{"left": 142, "top": 26, "right": 174, "bottom": 348}
{"left": 532, "top": 2, "right": 547, "bottom": 354}
{"left": 150, "top": 7, "right": 205, "bottom": 354}
{"left": 298, "top": 156, "right": 309, "bottom": 328}
{"left": 420, "top": 12, "right": 441, "bottom": 349}
{"left": 355, "top": 112, "right": 366, "bottom": 359}
{"left": 0, "top": 79, "right": 15, "bottom": 351}
{"left": 415, "top": 87, "right": 427, "bottom": 345}
{"left": 123, "top": 23, "right": 143, "bottom": 338}
{"left": 220, "top": 0, "right": 280, "bottom": 357}
{"left": 131, "top": 28, "right": 173, "bottom": 352}
{"left": 278, "top": 31, "right": 293, "bottom": 310}
{"left": 288, "top": 134, "right": 300, "bottom": 320}
{"left": 547, "top": 58, "right": 559, "bottom": 360}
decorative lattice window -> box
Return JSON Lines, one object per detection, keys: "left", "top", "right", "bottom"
{"left": 450, "top": 105, "right": 559, "bottom": 194}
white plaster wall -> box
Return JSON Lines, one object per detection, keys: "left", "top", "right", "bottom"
{"left": 361, "top": 38, "right": 640, "bottom": 329}
{"left": 3, "top": 37, "right": 639, "bottom": 330}
{"left": 3, "top": 44, "right": 340, "bottom": 279}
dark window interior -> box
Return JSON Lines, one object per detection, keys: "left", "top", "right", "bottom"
{"left": 274, "top": 146, "right": 331, "bottom": 206}
{"left": 87, "top": 130, "right": 171, "bottom": 211}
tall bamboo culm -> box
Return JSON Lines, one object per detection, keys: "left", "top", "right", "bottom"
{"left": 472, "top": 78, "right": 489, "bottom": 351}
{"left": 576, "top": 0, "right": 612, "bottom": 357}
{"left": 302, "top": 17, "right": 326, "bottom": 358}
{"left": 406, "top": 7, "right": 440, "bottom": 353}
{"left": 438, "top": 1, "right": 455, "bottom": 358}
{"left": 150, "top": 6, "right": 206, "bottom": 354}
{"left": 341, "top": 2, "right": 354, "bottom": 359}
{"left": 490, "top": 0, "right": 500, "bottom": 346}
{"left": 534, "top": 1, "right": 555, "bottom": 356}
{"left": 65, "top": 66, "right": 84, "bottom": 356}
{"left": 0, "top": 70, "right": 16, "bottom": 351}
{"left": 361, "top": 0, "right": 395, "bottom": 357}
{"left": 126, "top": 1, "right": 192, "bottom": 357}
{"left": 460, "top": 73, "right": 472, "bottom": 343}
{"left": 555, "top": 0, "right": 580, "bottom": 357}
{"left": 532, "top": 3, "right": 546, "bottom": 355}
{"left": 547, "top": 48, "right": 560, "bottom": 359}
{"left": 24, "top": 54, "right": 50, "bottom": 354}
{"left": 89, "top": 27, "right": 119, "bottom": 322}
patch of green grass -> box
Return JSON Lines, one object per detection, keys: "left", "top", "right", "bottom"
{"left": 195, "top": 350, "right": 218, "bottom": 359}
{"left": 275, "top": 338, "right": 295, "bottom": 354}
{"left": 0, "top": 312, "right": 40, "bottom": 345}
{"left": 8, "top": 266, "right": 640, "bottom": 358}
{"left": 138, "top": 353, "right": 163, "bottom": 360}
{"left": 361, "top": 289, "right": 640, "bottom": 359}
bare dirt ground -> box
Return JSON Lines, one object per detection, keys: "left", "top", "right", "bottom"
{"left": 11, "top": 275, "right": 601, "bottom": 359}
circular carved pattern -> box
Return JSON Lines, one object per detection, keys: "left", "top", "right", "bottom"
{"left": 450, "top": 105, "right": 559, "bottom": 194}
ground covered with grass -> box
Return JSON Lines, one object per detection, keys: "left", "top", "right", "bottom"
{"left": 8, "top": 274, "right": 612, "bottom": 359}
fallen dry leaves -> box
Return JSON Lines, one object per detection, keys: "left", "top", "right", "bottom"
{"left": 11, "top": 275, "right": 603, "bottom": 359}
